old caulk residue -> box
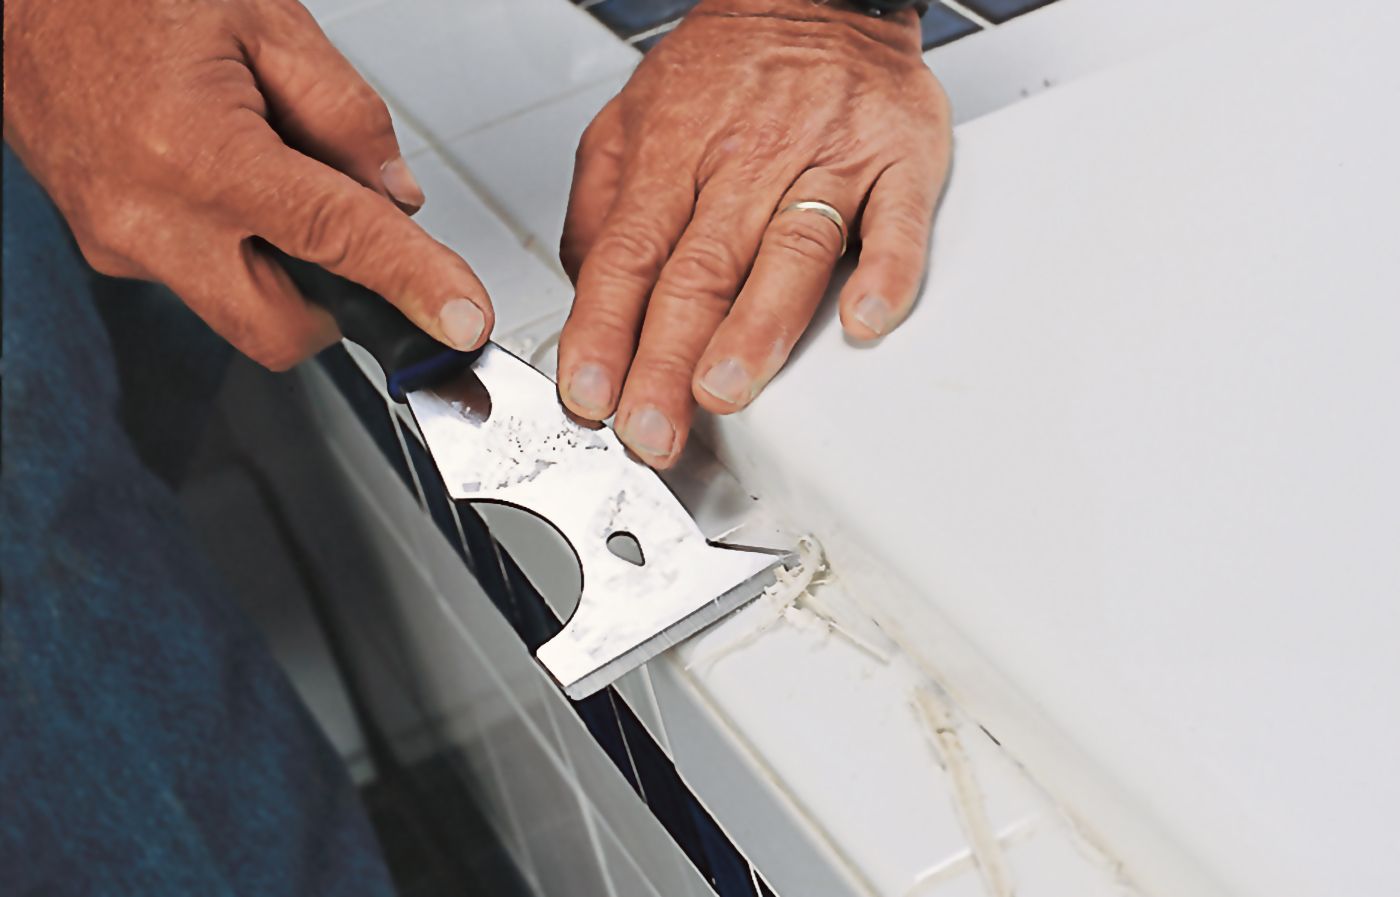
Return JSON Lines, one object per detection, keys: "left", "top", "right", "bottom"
{"left": 903, "top": 816, "right": 1038, "bottom": 896}
{"left": 913, "top": 683, "right": 1017, "bottom": 897}
{"left": 677, "top": 532, "right": 1141, "bottom": 897}
{"left": 686, "top": 536, "right": 891, "bottom": 672}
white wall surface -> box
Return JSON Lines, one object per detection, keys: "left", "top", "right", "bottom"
{"left": 696, "top": 4, "right": 1400, "bottom": 896}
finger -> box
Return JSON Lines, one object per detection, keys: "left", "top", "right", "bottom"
{"left": 693, "top": 171, "right": 863, "bottom": 414}
{"left": 163, "top": 233, "right": 340, "bottom": 371}
{"left": 226, "top": 127, "right": 493, "bottom": 352}
{"left": 244, "top": 1, "right": 424, "bottom": 212}
{"left": 838, "top": 157, "right": 947, "bottom": 341}
{"left": 556, "top": 158, "right": 696, "bottom": 422}
{"left": 560, "top": 98, "right": 625, "bottom": 284}
{"left": 613, "top": 178, "right": 784, "bottom": 467}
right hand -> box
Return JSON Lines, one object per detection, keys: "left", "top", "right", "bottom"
{"left": 2, "top": 0, "right": 494, "bottom": 370}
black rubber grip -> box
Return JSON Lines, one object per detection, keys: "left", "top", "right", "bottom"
{"left": 271, "top": 249, "right": 477, "bottom": 401}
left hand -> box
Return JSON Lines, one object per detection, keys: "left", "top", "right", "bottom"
{"left": 558, "top": 0, "right": 951, "bottom": 468}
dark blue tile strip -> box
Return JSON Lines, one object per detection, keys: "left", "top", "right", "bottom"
{"left": 689, "top": 790, "right": 760, "bottom": 896}
{"left": 585, "top": 0, "right": 697, "bottom": 38}
{"left": 396, "top": 417, "right": 470, "bottom": 564}
{"left": 921, "top": 4, "right": 980, "bottom": 50}
{"left": 955, "top": 0, "right": 1059, "bottom": 26}
{"left": 578, "top": 0, "right": 995, "bottom": 54}
{"left": 576, "top": 689, "right": 642, "bottom": 793}
{"left": 318, "top": 345, "right": 415, "bottom": 494}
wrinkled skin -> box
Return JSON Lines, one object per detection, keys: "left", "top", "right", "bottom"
{"left": 4, "top": 0, "right": 949, "bottom": 470}
{"left": 2, "top": 0, "right": 493, "bottom": 369}
{"left": 559, "top": 0, "right": 951, "bottom": 467}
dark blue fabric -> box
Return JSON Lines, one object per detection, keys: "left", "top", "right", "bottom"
{"left": 0, "top": 144, "right": 396, "bottom": 897}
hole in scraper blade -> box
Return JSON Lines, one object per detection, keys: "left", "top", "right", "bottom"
{"left": 607, "top": 532, "right": 645, "bottom": 566}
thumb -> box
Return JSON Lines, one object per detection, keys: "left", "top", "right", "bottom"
{"left": 244, "top": 1, "right": 424, "bottom": 212}
{"left": 228, "top": 127, "right": 493, "bottom": 352}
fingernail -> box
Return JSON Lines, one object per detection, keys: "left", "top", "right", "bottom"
{"left": 380, "top": 156, "right": 425, "bottom": 210}
{"left": 698, "top": 358, "right": 752, "bottom": 405}
{"left": 853, "top": 294, "right": 892, "bottom": 337}
{"left": 624, "top": 405, "right": 675, "bottom": 458}
{"left": 566, "top": 363, "right": 612, "bottom": 416}
{"left": 439, "top": 298, "right": 485, "bottom": 350}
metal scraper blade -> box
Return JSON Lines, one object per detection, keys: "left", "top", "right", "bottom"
{"left": 406, "top": 343, "right": 795, "bottom": 699}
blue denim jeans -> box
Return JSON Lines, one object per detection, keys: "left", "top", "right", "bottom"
{"left": 0, "top": 144, "right": 395, "bottom": 897}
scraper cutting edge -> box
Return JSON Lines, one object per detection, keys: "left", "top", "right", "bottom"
{"left": 279, "top": 254, "right": 796, "bottom": 699}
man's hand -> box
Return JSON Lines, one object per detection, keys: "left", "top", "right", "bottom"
{"left": 559, "top": 0, "right": 950, "bottom": 467}
{"left": 3, "top": 0, "right": 493, "bottom": 370}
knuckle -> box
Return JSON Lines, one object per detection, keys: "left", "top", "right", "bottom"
{"left": 355, "top": 95, "right": 396, "bottom": 139}
{"left": 633, "top": 349, "right": 697, "bottom": 387}
{"left": 769, "top": 215, "right": 842, "bottom": 263}
{"left": 884, "top": 201, "right": 932, "bottom": 244}
{"left": 576, "top": 114, "right": 611, "bottom": 159}
{"left": 570, "top": 301, "right": 639, "bottom": 345}
{"left": 663, "top": 237, "right": 743, "bottom": 301}
{"left": 307, "top": 77, "right": 392, "bottom": 137}
{"left": 294, "top": 190, "right": 362, "bottom": 266}
{"left": 590, "top": 224, "right": 670, "bottom": 281}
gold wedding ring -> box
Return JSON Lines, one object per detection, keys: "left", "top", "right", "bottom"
{"left": 776, "top": 200, "right": 849, "bottom": 257}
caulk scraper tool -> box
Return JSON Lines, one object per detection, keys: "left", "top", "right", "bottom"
{"left": 280, "top": 254, "right": 796, "bottom": 699}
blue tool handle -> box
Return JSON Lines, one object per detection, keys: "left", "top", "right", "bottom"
{"left": 272, "top": 249, "right": 478, "bottom": 402}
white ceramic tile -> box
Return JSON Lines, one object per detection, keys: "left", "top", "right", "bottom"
{"left": 491, "top": 714, "right": 613, "bottom": 897}
{"left": 592, "top": 814, "right": 666, "bottom": 897}
{"left": 487, "top": 258, "right": 576, "bottom": 345}
{"left": 494, "top": 308, "right": 569, "bottom": 371}
{"left": 444, "top": 74, "right": 629, "bottom": 269}
{"left": 540, "top": 685, "right": 713, "bottom": 897}
{"left": 236, "top": 362, "right": 541, "bottom": 870}
{"left": 611, "top": 665, "right": 672, "bottom": 759}
{"left": 405, "top": 525, "right": 569, "bottom": 763}
{"left": 302, "top": 0, "right": 390, "bottom": 27}
{"left": 385, "top": 100, "right": 428, "bottom": 156}
{"left": 922, "top": 0, "right": 1220, "bottom": 125}
{"left": 954, "top": 722, "right": 1050, "bottom": 838}
{"left": 1005, "top": 823, "right": 1139, "bottom": 897}
{"left": 661, "top": 610, "right": 982, "bottom": 897}
{"left": 400, "top": 148, "right": 535, "bottom": 292}
{"left": 646, "top": 658, "right": 872, "bottom": 897}
{"left": 902, "top": 866, "right": 988, "bottom": 897}
{"left": 325, "top": 0, "right": 638, "bottom": 143}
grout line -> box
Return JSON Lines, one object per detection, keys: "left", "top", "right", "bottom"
{"left": 912, "top": 686, "right": 1016, "bottom": 897}
{"left": 608, "top": 690, "right": 650, "bottom": 804}
{"left": 637, "top": 666, "right": 674, "bottom": 758}
{"left": 902, "top": 816, "right": 1038, "bottom": 895}
{"left": 655, "top": 662, "right": 884, "bottom": 897}
{"left": 627, "top": 17, "right": 683, "bottom": 45}
{"left": 433, "top": 69, "right": 634, "bottom": 145}
{"left": 380, "top": 70, "right": 633, "bottom": 278}
{"left": 309, "top": 0, "right": 397, "bottom": 27}
{"left": 937, "top": 0, "right": 996, "bottom": 29}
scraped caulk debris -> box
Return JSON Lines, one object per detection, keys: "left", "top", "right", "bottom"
{"left": 685, "top": 535, "right": 888, "bottom": 672}
{"left": 913, "top": 684, "right": 1017, "bottom": 897}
